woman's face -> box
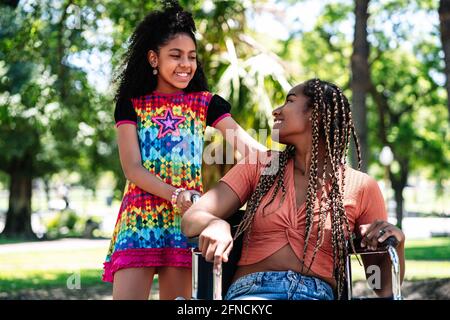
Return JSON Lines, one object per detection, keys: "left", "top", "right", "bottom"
{"left": 148, "top": 33, "right": 198, "bottom": 93}
{"left": 271, "top": 84, "right": 313, "bottom": 145}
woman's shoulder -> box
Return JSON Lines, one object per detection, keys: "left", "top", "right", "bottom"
{"left": 344, "top": 166, "right": 381, "bottom": 194}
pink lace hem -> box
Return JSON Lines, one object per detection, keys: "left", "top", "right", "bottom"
{"left": 102, "top": 248, "right": 192, "bottom": 283}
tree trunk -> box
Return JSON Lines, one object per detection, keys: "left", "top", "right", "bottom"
{"left": 351, "top": 0, "right": 371, "bottom": 172}
{"left": 392, "top": 184, "right": 404, "bottom": 230}
{"left": 2, "top": 156, "right": 36, "bottom": 239}
{"left": 389, "top": 159, "right": 408, "bottom": 230}
{"left": 439, "top": 0, "right": 450, "bottom": 123}
{"left": 43, "top": 178, "right": 51, "bottom": 211}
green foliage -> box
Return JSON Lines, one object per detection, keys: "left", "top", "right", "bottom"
{"left": 0, "top": 2, "right": 120, "bottom": 190}
{"left": 44, "top": 209, "right": 102, "bottom": 239}
{"left": 0, "top": 0, "right": 448, "bottom": 229}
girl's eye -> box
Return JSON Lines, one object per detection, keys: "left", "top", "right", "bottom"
{"left": 189, "top": 56, "right": 196, "bottom": 60}
{"left": 170, "top": 55, "right": 180, "bottom": 58}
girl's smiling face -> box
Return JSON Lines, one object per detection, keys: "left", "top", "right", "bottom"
{"left": 148, "top": 33, "right": 198, "bottom": 93}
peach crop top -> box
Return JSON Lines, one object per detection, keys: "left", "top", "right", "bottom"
{"left": 220, "top": 151, "right": 387, "bottom": 280}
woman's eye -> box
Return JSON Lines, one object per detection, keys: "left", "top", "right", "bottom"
{"left": 170, "top": 55, "right": 180, "bottom": 58}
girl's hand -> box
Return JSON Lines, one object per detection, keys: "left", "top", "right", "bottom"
{"left": 177, "top": 190, "right": 202, "bottom": 214}
{"left": 359, "top": 219, "right": 405, "bottom": 251}
{"left": 199, "top": 219, "right": 233, "bottom": 270}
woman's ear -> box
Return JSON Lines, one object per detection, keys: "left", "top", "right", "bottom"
{"left": 147, "top": 50, "right": 158, "bottom": 68}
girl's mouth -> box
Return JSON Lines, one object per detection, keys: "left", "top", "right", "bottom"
{"left": 175, "top": 72, "right": 191, "bottom": 80}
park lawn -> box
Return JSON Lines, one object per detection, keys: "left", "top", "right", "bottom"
{"left": 0, "top": 268, "right": 106, "bottom": 291}
{"left": 351, "top": 237, "right": 450, "bottom": 281}
{"left": 0, "top": 246, "right": 108, "bottom": 292}
{"left": 0, "top": 237, "right": 449, "bottom": 293}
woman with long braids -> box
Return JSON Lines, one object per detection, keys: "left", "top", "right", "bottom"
{"left": 182, "top": 79, "right": 406, "bottom": 300}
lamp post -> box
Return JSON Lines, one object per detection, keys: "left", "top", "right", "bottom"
{"left": 379, "top": 146, "right": 394, "bottom": 216}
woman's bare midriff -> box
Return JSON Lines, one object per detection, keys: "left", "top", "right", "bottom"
{"left": 232, "top": 244, "right": 337, "bottom": 290}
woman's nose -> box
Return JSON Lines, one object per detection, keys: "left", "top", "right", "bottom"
{"left": 272, "top": 106, "right": 282, "bottom": 116}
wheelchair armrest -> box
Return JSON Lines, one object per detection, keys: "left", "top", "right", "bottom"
{"left": 349, "top": 236, "right": 399, "bottom": 255}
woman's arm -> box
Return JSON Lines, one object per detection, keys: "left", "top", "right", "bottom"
{"left": 359, "top": 220, "right": 406, "bottom": 298}
{"left": 117, "top": 124, "right": 199, "bottom": 205}
{"left": 181, "top": 181, "right": 242, "bottom": 264}
{"left": 215, "top": 116, "right": 268, "bottom": 159}
{"left": 181, "top": 181, "right": 242, "bottom": 237}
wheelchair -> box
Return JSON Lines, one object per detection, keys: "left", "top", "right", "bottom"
{"left": 184, "top": 209, "right": 402, "bottom": 301}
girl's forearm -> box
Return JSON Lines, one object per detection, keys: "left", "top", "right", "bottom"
{"left": 235, "top": 126, "right": 268, "bottom": 156}
{"left": 125, "top": 164, "right": 176, "bottom": 201}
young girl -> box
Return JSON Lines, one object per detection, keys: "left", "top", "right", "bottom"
{"left": 102, "top": 1, "right": 266, "bottom": 300}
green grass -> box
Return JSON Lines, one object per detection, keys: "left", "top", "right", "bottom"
{"left": 0, "top": 244, "right": 157, "bottom": 296}
{"left": 404, "top": 237, "right": 450, "bottom": 260}
{"left": 0, "top": 237, "right": 37, "bottom": 245}
{"left": 0, "top": 269, "right": 106, "bottom": 291}
{"left": 350, "top": 237, "right": 450, "bottom": 282}
{"left": 0, "top": 237, "right": 449, "bottom": 294}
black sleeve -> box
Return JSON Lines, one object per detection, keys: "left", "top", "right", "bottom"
{"left": 114, "top": 98, "right": 137, "bottom": 125}
{"left": 206, "top": 94, "right": 232, "bottom": 127}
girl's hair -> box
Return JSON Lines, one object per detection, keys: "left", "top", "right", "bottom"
{"left": 234, "top": 78, "right": 362, "bottom": 299}
{"left": 114, "top": 0, "right": 209, "bottom": 102}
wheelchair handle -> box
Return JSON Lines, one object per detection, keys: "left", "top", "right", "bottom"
{"left": 191, "top": 194, "right": 200, "bottom": 203}
{"left": 381, "top": 235, "right": 399, "bottom": 249}
{"left": 350, "top": 235, "right": 399, "bottom": 254}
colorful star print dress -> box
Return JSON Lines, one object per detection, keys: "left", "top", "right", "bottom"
{"left": 102, "top": 90, "right": 231, "bottom": 282}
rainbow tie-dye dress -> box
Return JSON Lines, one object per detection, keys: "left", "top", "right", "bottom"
{"left": 103, "top": 90, "right": 229, "bottom": 282}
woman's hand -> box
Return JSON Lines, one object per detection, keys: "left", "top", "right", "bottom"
{"left": 199, "top": 219, "right": 234, "bottom": 269}
{"left": 177, "top": 190, "right": 202, "bottom": 214}
{"left": 359, "top": 219, "right": 405, "bottom": 251}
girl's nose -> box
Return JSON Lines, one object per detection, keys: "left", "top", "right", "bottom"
{"left": 179, "top": 56, "right": 190, "bottom": 67}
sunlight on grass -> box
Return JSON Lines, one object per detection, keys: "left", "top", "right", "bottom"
{"left": 0, "top": 247, "right": 106, "bottom": 271}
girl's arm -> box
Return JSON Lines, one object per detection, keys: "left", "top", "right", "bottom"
{"left": 117, "top": 124, "right": 199, "bottom": 204}
{"left": 215, "top": 117, "right": 268, "bottom": 159}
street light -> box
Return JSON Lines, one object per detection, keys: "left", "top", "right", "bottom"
{"left": 379, "top": 146, "right": 394, "bottom": 167}
{"left": 379, "top": 146, "right": 394, "bottom": 216}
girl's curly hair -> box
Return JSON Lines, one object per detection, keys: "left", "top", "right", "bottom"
{"left": 114, "top": 0, "right": 208, "bottom": 103}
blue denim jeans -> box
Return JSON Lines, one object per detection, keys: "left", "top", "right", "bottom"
{"left": 224, "top": 270, "right": 335, "bottom": 300}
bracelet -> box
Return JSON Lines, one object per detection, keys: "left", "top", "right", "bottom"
{"left": 171, "top": 188, "right": 186, "bottom": 208}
